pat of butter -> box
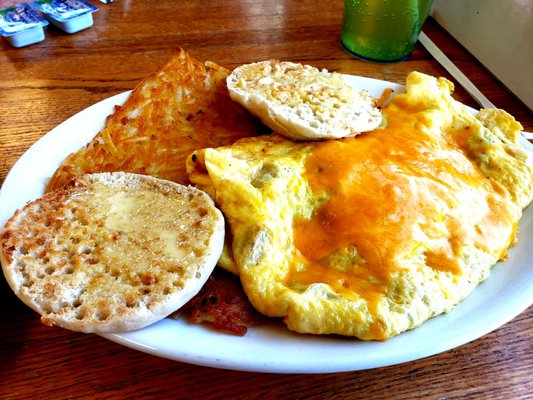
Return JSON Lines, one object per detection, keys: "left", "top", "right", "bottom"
{"left": 158, "top": 230, "right": 189, "bottom": 260}
{"left": 106, "top": 192, "right": 138, "bottom": 231}
{"left": 106, "top": 192, "right": 188, "bottom": 260}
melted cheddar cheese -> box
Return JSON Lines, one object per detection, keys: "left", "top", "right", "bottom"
{"left": 288, "top": 103, "right": 519, "bottom": 336}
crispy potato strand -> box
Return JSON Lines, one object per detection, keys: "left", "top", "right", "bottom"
{"left": 46, "top": 49, "right": 264, "bottom": 192}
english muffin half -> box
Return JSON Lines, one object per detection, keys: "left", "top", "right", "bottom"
{"left": 227, "top": 60, "right": 382, "bottom": 140}
{"left": 0, "top": 172, "right": 224, "bottom": 333}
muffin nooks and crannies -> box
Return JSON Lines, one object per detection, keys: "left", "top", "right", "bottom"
{"left": 227, "top": 60, "right": 382, "bottom": 140}
{"left": 0, "top": 172, "right": 225, "bottom": 333}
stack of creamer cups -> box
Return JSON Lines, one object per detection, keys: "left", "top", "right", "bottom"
{"left": 0, "top": 0, "right": 100, "bottom": 47}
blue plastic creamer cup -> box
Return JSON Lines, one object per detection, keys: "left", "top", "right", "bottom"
{"left": 0, "top": 3, "right": 49, "bottom": 47}
{"left": 32, "top": 0, "right": 98, "bottom": 34}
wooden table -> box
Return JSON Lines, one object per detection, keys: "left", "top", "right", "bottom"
{"left": 1, "top": 1, "right": 531, "bottom": 399}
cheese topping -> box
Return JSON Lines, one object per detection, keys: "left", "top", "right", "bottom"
{"left": 289, "top": 104, "right": 518, "bottom": 309}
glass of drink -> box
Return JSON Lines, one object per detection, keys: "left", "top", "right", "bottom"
{"left": 341, "top": 0, "right": 434, "bottom": 63}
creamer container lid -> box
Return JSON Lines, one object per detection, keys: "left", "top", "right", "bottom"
{"left": 31, "top": 0, "right": 97, "bottom": 22}
{"left": 0, "top": 3, "right": 48, "bottom": 37}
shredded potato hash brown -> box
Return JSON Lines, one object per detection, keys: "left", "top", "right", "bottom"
{"left": 46, "top": 49, "right": 265, "bottom": 192}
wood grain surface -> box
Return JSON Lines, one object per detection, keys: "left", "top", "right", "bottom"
{"left": 0, "top": 1, "right": 531, "bottom": 399}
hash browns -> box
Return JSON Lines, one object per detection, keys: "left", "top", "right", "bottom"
{"left": 46, "top": 49, "right": 265, "bottom": 192}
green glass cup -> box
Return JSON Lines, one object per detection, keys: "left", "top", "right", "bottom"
{"left": 341, "top": 0, "right": 434, "bottom": 63}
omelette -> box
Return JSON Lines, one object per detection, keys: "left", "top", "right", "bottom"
{"left": 187, "top": 72, "right": 533, "bottom": 340}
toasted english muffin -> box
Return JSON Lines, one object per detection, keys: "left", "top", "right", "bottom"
{"left": 0, "top": 172, "right": 224, "bottom": 333}
{"left": 226, "top": 60, "right": 382, "bottom": 140}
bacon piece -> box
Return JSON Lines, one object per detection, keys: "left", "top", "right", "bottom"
{"left": 180, "top": 268, "right": 266, "bottom": 336}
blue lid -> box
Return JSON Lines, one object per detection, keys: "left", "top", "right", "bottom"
{"left": 0, "top": 3, "right": 48, "bottom": 37}
{"left": 32, "top": 0, "right": 97, "bottom": 22}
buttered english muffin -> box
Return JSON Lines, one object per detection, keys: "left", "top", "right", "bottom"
{"left": 0, "top": 172, "right": 225, "bottom": 333}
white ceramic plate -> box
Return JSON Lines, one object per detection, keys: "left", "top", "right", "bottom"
{"left": 1, "top": 77, "right": 532, "bottom": 374}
